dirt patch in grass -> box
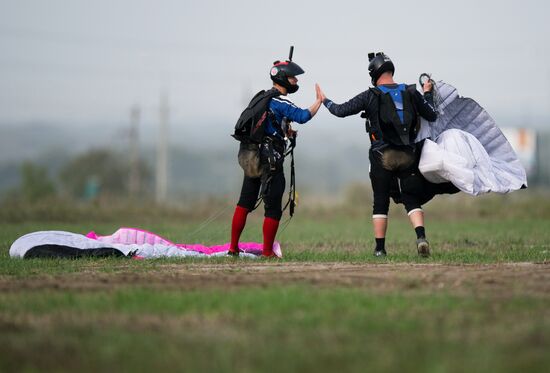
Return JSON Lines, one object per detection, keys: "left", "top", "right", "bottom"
{"left": 0, "top": 262, "right": 548, "bottom": 298}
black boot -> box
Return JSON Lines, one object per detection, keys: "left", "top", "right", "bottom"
{"left": 374, "top": 237, "right": 386, "bottom": 257}
{"left": 373, "top": 248, "right": 387, "bottom": 257}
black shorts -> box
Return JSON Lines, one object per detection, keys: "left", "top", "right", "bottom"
{"left": 369, "top": 149, "right": 422, "bottom": 217}
{"left": 237, "top": 168, "right": 286, "bottom": 220}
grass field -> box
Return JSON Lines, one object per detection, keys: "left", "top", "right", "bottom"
{"left": 0, "top": 193, "right": 549, "bottom": 372}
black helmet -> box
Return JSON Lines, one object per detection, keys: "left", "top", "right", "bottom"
{"left": 270, "top": 60, "right": 304, "bottom": 94}
{"left": 368, "top": 52, "right": 395, "bottom": 86}
{"left": 270, "top": 47, "right": 304, "bottom": 94}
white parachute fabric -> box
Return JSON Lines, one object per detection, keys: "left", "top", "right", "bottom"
{"left": 417, "top": 82, "right": 527, "bottom": 195}
{"left": 9, "top": 231, "right": 132, "bottom": 258}
{"left": 9, "top": 231, "right": 260, "bottom": 259}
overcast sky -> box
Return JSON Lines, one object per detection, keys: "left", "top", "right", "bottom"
{"left": 1, "top": 0, "right": 549, "bottom": 134}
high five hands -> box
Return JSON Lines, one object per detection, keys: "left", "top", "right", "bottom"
{"left": 308, "top": 83, "right": 324, "bottom": 117}
{"left": 315, "top": 83, "right": 326, "bottom": 102}
{"left": 307, "top": 84, "right": 326, "bottom": 117}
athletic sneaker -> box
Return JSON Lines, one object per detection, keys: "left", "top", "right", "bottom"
{"left": 416, "top": 238, "right": 430, "bottom": 257}
{"left": 373, "top": 248, "right": 387, "bottom": 257}
{"left": 227, "top": 249, "right": 241, "bottom": 257}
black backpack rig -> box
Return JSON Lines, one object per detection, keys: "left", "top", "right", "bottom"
{"left": 362, "top": 84, "right": 420, "bottom": 148}
{"left": 232, "top": 88, "right": 281, "bottom": 144}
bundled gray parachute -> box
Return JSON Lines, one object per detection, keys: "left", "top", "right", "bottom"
{"left": 417, "top": 82, "right": 527, "bottom": 195}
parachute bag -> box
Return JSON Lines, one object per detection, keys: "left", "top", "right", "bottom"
{"left": 381, "top": 148, "right": 415, "bottom": 171}
{"left": 238, "top": 142, "right": 262, "bottom": 178}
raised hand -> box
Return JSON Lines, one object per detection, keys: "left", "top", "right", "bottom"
{"left": 308, "top": 84, "right": 324, "bottom": 117}
{"left": 422, "top": 79, "right": 433, "bottom": 93}
{"left": 315, "top": 83, "right": 326, "bottom": 102}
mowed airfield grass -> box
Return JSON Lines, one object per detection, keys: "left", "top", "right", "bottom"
{"left": 0, "top": 194, "right": 549, "bottom": 372}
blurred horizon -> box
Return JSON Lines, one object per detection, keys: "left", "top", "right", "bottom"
{"left": 1, "top": 0, "right": 549, "bottom": 199}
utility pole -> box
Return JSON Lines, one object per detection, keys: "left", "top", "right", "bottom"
{"left": 156, "top": 91, "right": 169, "bottom": 204}
{"left": 128, "top": 104, "right": 140, "bottom": 197}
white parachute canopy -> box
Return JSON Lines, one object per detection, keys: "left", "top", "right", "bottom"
{"left": 9, "top": 228, "right": 282, "bottom": 259}
{"left": 417, "top": 82, "right": 527, "bottom": 195}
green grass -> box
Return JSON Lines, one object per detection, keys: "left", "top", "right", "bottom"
{"left": 1, "top": 213, "right": 549, "bottom": 276}
{"left": 0, "top": 193, "right": 549, "bottom": 372}
{"left": 0, "top": 287, "right": 548, "bottom": 372}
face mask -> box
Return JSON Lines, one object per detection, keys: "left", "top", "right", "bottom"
{"left": 286, "top": 84, "right": 299, "bottom": 94}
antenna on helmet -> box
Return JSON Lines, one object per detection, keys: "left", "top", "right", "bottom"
{"left": 288, "top": 46, "right": 294, "bottom": 61}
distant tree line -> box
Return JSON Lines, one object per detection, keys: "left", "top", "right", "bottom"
{"left": 7, "top": 149, "right": 152, "bottom": 203}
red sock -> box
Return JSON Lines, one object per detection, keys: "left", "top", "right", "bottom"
{"left": 230, "top": 206, "right": 249, "bottom": 253}
{"left": 262, "top": 217, "right": 280, "bottom": 256}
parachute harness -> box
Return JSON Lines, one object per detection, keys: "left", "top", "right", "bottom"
{"left": 253, "top": 136, "right": 297, "bottom": 218}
